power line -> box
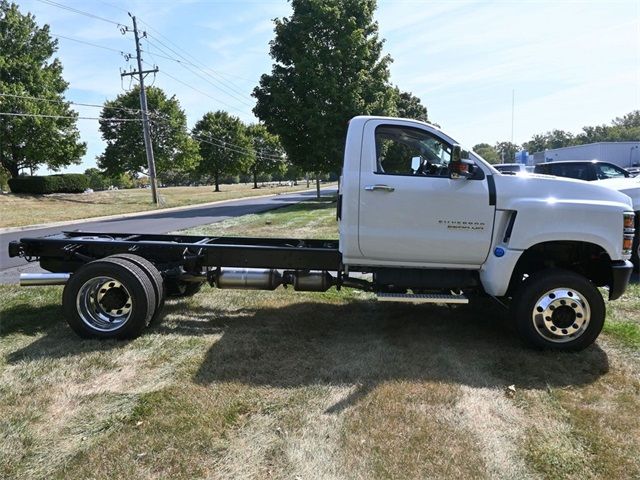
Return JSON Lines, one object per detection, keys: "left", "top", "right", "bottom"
{"left": 144, "top": 36, "right": 254, "bottom": 109}
{"left": 140, "top": 47, "right": 255, "bottom": 84}
{"left": 0, "top": 92, "right": 144, "bottom": 114}
{"left": 0, "top": 112, "right": 142, "bottom": 122}
{"left": 192, "top": 133, "right": 283, "bottom": 161}
{"left": 51, "top": 33, "right": 132, "bottom": 56}
{"left": 144, "top": 34, "right": 254, "bottom": 101}
{"left": 36, "top": 0, "right": 123, "bottom": 26}
{"left": 137, "top": 17, "right": 247, "bottom": 86}
{"left": 149, "top": 63, "right": 251, "bottom": 118}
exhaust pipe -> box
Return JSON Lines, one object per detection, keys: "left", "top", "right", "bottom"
{"left": 20, "top": 273, "right": 70, "bottom": 286}
{"left": 210, "top": 268, "right": 335, "bottom": 292}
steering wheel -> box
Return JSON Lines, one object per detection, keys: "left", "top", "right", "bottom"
{"left": 414, "top": 156, "right": 430, "bottom": 175}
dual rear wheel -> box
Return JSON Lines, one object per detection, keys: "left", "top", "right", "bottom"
{"left": 62, "top": 255, "right": 166, "bottom": 339}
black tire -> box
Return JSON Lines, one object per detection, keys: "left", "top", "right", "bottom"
{"left": 110, "top": 254, "right": 165, "bottom": 324}
{"left": 165, "top": 279, "right": 204, "bottom": 298}
{"left": 510, "top": 268, "right": 605, "bottom": 351}
{"left": 62, "top": 257, "right": 157, "bottom": 339}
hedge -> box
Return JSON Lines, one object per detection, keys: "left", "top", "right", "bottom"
{"left": 8, "top": 174, "right": 89, "bottom": 194}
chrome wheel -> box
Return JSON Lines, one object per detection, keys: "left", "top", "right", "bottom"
{"left": 76, "top": 276, "right": 133, "bottom": 332}
{"left": 532, "top": 288, "right": 590, "bottom": 343}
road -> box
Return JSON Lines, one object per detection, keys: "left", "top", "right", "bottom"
{"left": 0, "top": 188, "right": 335, "bottom": 284}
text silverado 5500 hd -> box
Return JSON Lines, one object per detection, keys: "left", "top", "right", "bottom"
{"left": 9, "top": 116, "right": 635, "bottom": 351}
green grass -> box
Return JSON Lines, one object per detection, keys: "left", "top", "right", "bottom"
{"left": 1, "top": 198, "right": 640, "bottom": 479}
{"left": 603, "top": 321, "right": 640, "bottom": 348}
{"left": 179, "top": 195, "right": 339, "bottom": 239}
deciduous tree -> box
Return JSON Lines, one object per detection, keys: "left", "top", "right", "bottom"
{"left": 192, "top": 111, "right": 254, "bottom": 192}
{"left": 97, "top": 86, "right": 198, "bottom": 178}
{"left": 393, "top": 87, "right": 428, "bottom": 122}
{"left": 253, "top": 0, "right": 395, "bottom": 197}
{"left": 246, "top": 124, "right": 285, "bottom": 188}
{"left": 472, "top": 143, "right": 499, "bottom": 164}
{"left": 495, "top": 141, "right": 520, "bottom": 163}
{"left": 0, "top": 1, "right": 86, "bottom": 178}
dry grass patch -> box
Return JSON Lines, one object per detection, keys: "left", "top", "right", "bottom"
{"left": 2, "top": 197, "right": 640, "bottom": 479}
{"left": 0, "top": 182, "right": 331, "bottom": 228}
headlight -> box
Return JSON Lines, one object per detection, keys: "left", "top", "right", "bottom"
{"left": 624, "top": 212, "right": 635, "bottom": 232}
{"left": 623, "top": 212, "right": 635, "bottom": 255}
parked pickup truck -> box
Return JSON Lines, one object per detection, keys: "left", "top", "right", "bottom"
{"left": 8, "top": 116, "right": 635, "bottom": 351}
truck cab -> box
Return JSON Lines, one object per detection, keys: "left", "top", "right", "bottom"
{"left": 338, "top": 116, "right": 634, "bottom": 349}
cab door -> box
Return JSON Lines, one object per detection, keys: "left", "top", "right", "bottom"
{"left": 357, "top": 119, "right": 495, "bottom": 266}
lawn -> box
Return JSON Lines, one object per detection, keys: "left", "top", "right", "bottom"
{"left": 1, "top": 198, "right": 639, "bottom": 479}
{"left": 0, "top": 182, "right": 330, "bottom": 229}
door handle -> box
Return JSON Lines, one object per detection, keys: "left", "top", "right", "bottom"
{"left": 364, "top": 184, "right": 395, "bottom": 192}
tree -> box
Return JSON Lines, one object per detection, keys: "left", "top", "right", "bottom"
{"left": 524, "top": 110, "right": 640, "bottom": 151}
{"left": 246, "top": 124, "right": 285, "bottom": 188}
{"left": 472, "top": 143, "right": 499, "bottom": 164}
{"left": 0, "top": 1, "right": 86, "bottom": 178}
{"left": 253, "top": 0, "right": 395, "bottom": 197}
{"left": 84, "top": 168, "right": 109, "bottom": 191}
{"left": 495, "top": 141, "right": 520, "bottom": 163}
{"left": 522, "top": 134, "right": 548, "bottom": 154}
{"left": 192, "top": 111, "right": 254, "bottom": 192}
{"left": 545, "top": 130, "right": 575, "bottom": 149}
{"left": 97, "top": 86, "right": 198, "bottom": 179}
{"left": 393, "top": 87, "right": 428, "bottom": 122}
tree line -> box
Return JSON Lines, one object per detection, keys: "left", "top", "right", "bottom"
{"left": 97, "top": 86, "right": 291, "bottom": 191}
{"left": 473, "top": 110, "right": 640, "bottom": 164}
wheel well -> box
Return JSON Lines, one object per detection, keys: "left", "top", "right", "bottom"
{"left": 508, "top": 241, "right": 611, "bottom": 294}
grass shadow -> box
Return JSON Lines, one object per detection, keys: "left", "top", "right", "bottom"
{"left": 3, "top": 303, "right": 129, "bottom": 363}
{"left": 3, "top": 295, "right": 610, "bottom": 413}
{"left": 155, "top": 299, "right": 610, "bottom": 411}
{"left": 1, "top": 303, "right": 64, "bottom": 336}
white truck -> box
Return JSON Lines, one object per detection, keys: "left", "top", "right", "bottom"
{"left": 9, "top": 116, "right": 635, "bottom": 351}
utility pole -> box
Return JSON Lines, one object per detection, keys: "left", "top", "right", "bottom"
{"left": 121, "top": 14, "right": 160, "bottom": 205}
{"left": 511, "top": 89, "right": 515, "bottom": 144}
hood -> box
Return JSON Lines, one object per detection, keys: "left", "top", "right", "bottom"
{"left": 493, "top": 172, "right": 633, "bottom": 210}
{"left": 596, "top": 177, "right": 640, "bottom": 195}
{"left": 595, "top": 178, "right": 640, "bottom": 210}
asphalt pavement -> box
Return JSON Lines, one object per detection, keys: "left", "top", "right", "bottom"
{"left": 0, "top": 188, "right": 336, "bottom": 284}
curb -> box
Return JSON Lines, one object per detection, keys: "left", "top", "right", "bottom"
{"left": 0, "top": 186, "right": 328, "bottom": 235}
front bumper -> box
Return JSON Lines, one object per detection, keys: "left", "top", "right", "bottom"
{"left": 609, "top": 260, "right": 633, "bottom": 301}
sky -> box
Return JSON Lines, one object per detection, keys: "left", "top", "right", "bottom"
{"left": 13, "top": 0, "right": 640, "bottom": 173}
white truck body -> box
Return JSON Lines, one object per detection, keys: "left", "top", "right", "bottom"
{"left": 11, "top": 115, "right": 636, "bottom": 351}
{"left": 339, "top": 116, "right": 633, "bottom": 300}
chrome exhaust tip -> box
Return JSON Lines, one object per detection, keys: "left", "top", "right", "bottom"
{"left": 20, "top": 273, "right": 71, "bottom": 286}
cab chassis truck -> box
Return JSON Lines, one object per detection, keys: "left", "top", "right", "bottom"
{"left": 8, "top": 116, "right": 636, "bottom": 351}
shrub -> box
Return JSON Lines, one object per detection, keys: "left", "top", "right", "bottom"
{"left": 8, "top": 174, "right": 88, "bottom": 194}
{"left": 57, "top": 174, "right": 89, "bottom": 193}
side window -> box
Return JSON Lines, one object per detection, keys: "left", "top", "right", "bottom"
{"left": 551, "top": 164, "right": 593, "bottom": 181}
{"left": 375, "top": 125, "right": 452, "bottom": 177}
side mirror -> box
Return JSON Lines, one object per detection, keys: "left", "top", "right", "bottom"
{"left": 450, "top": 145, "right": 468, "bottom": 179}
{"left": 450, "top": 145, "right": 483, "bottom": 180}
{"left": 411, "top": 156, "right": 421, "bottom": 173}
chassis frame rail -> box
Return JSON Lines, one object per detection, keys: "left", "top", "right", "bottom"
{"left": 9, "top": 231, "right": 342, "bottom": 272}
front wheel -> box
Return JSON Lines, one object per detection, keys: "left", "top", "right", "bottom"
{"left": 510, "top": 269, "right": 605, "bottom": 351}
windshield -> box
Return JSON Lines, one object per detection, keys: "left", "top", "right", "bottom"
{"left": 594, "top": 163, "right": 629, "bottom": 179}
